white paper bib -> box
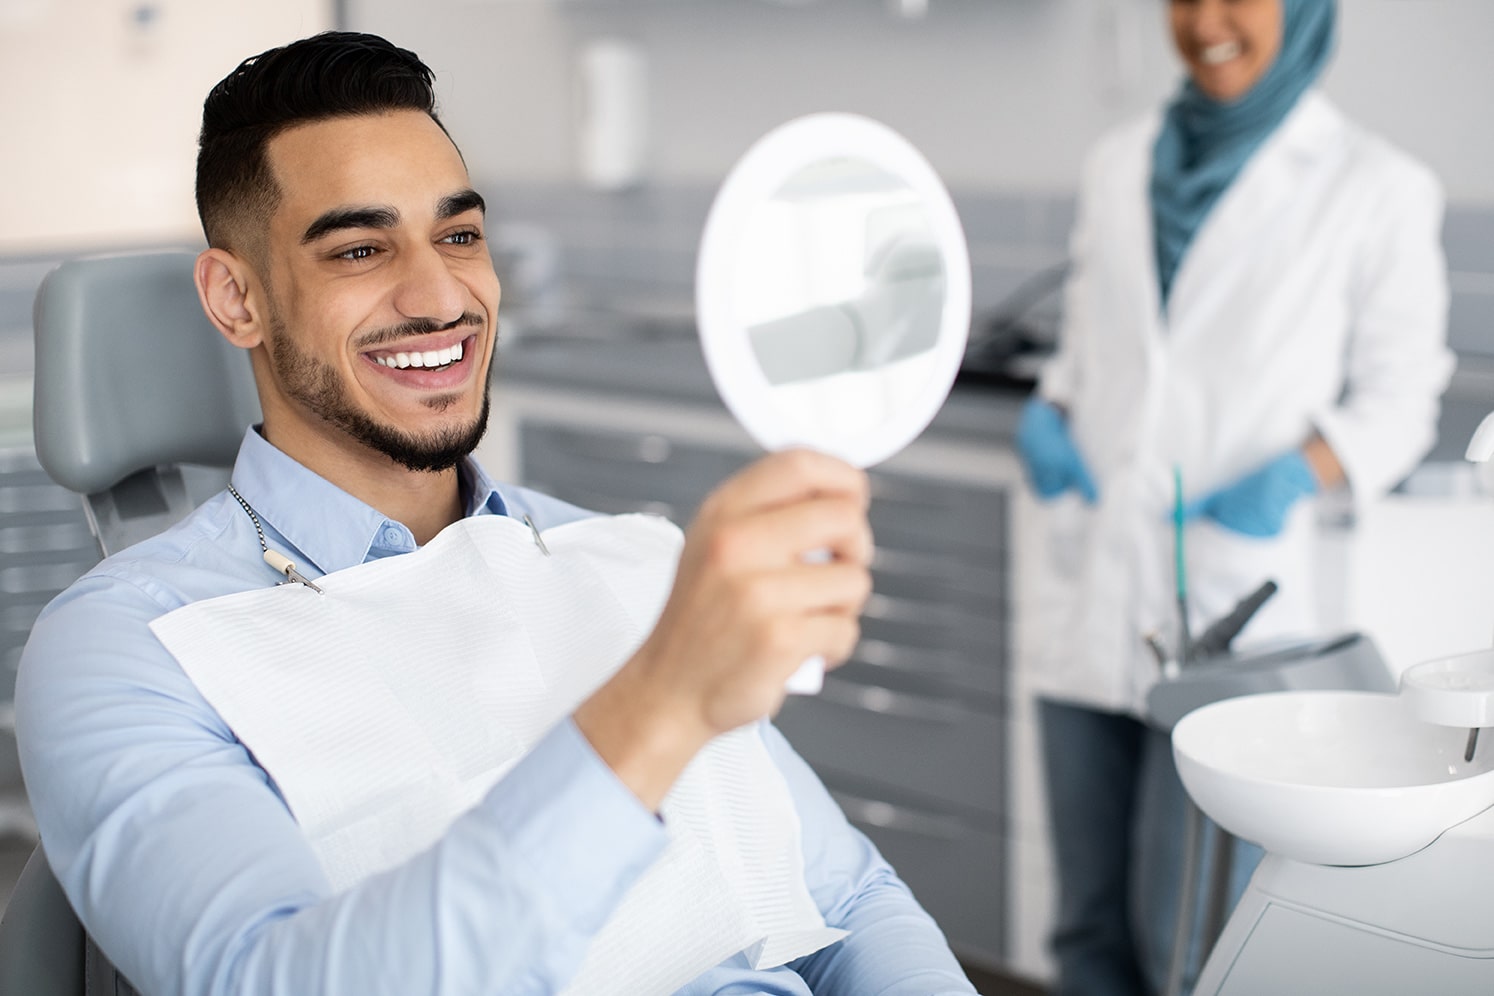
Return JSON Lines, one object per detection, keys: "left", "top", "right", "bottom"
{"left": 149, "top": 513, "right": 845, "bottom": 994}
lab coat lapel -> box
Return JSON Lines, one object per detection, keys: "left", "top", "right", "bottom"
{"left": 1164, "top": 93, "right": 1331, "bottom": 331}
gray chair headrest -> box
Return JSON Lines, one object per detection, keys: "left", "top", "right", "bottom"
{"left": 32, "top": 252, "right": 261, "bottom": 495}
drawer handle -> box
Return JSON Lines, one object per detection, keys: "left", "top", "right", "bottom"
{"left": 820, "top": 675, "right": 965, "bottom": 724}
{"left": 856, "top": 638, "right": 957, "bottom": 678}
{"left": 872, "top": 547, "right": 994, "bottom": 581}
{"left": 862, "top": 593, "right": 967, "bottom": 625}
{"left": 832, "top": 790, "right": 964, "bottom": 840}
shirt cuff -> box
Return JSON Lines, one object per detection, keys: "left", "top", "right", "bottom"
{"left": 475, "top": 718, "right": 668, "bottom": 934}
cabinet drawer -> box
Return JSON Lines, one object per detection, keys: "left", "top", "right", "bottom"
{"left": 774, "top": 675, "right": 1004, "bottom": 818}
{"left": 830, "top": 786, "right": 1005, "bottom": 967}
{"left": 867, "top": 471, "right": 1007, "bottom": 556}
{"left": 845, "top": 624, "right": 1005, "bottom": 701}
{"left": 861, "top": 588, "right": 1003, "bottom": 648}
{"left": 519, "top": 421, "right": 750, "bottom": 524}
{"left": 872, "top": 546, "right": 1006, "bottom": 620}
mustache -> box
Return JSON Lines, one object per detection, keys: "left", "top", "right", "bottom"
{"left": 354, "top": 312, "right": 485, "bottom": 350}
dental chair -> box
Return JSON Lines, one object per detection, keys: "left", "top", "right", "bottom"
{"left": 0, "top": 250, "right": 260, "bottom": 995}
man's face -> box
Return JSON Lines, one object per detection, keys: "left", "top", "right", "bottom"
{"left": 253, "top": 110, "right": 500, "bottom": 473}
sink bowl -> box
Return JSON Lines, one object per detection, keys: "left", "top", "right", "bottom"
{"left": 1172, "top": 690, "right": 1494, "bottom": 866}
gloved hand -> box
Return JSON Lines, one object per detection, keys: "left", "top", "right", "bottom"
{"left": 1016, "top": 397, "right": 1098, "bottom": 503}
{"left": 1185, "top": 450, "right": 1318, "bottom": 538}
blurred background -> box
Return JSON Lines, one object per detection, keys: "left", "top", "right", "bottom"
{"left": 1, "top": 2, "right": 1492, "bottom": 991}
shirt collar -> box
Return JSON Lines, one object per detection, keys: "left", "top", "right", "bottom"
{"left": 227, "top": 427, "right": 513, "bottom": 576}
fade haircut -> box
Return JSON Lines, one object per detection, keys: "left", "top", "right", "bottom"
{"left": 195, "top": 31, "right": 451, "bottom": 256}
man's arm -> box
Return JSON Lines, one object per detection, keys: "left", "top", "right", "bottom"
{"left": 19, "top": 449, "right": 876, "bottom": 996}
{"left": 576, "top": 448, "right": 873, "bottom": 811}
{"left": 18, "top": 579, "right": 666, "bottom": 996}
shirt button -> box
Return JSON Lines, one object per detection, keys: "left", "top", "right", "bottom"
{"left": 382, "top": 526, "right": 402, "bottom": 545}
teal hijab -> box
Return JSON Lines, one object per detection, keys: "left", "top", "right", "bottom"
{"left": 1151, "top": 0, "right": 1337, "bottom": 305}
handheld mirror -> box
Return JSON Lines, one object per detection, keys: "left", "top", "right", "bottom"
{"left": 696, "top": 113, "right": 972, "bottom": 693}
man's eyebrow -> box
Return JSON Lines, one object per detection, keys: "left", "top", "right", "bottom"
{"left": 300, "top": 206, "right": 400, "bottom": 245}
{"left": 437, "top": 189, "right": 486, "bottom": 220}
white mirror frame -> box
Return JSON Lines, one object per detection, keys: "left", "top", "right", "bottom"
{"left": 696, "top": 112, "right": 972, "bottom": 469}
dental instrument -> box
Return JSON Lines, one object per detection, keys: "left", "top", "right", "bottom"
{"left": 227, "top": 485, "right": 324, "bottom": 593}
{"left": 1174, "top": 465, "right": 1192, "bottom": 665}
{"left": 523, "top": 514, "right": 552, "bottom": 557}
{"left": 1188, "top": 579, "right": 1277, "bottom": 661}
{"left": 1145, "top": 629, "right": 1176, "bottom": 679}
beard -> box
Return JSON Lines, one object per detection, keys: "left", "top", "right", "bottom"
{"left": 267, "top": 311, "right": 491, "bottom": 473}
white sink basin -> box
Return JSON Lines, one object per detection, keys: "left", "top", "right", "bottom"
{"left": 1173, "top": 690, "right": 1494, "bottom": 866}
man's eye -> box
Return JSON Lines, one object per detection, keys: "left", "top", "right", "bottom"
{"left": 444, "top": 230, "right": 482, "bottom": 246}
{"left": 338, "top": 245, "right": 378, "bottom": 261}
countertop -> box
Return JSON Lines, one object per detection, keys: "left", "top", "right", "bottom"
{"left": 493, "top": 334, "right": 1027, "bottom": 448}
{"left": 492, "top": 331, "right": 1490, "bottom": 497}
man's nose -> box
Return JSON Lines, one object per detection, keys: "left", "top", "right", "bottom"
{"left": 391, "top": 245, "right": 470, "bottom": 326}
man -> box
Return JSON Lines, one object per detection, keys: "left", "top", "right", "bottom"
{"left": 15, "top": 30, "right": 977, "bottom": 996}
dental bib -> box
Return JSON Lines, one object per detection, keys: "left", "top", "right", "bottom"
{"left": 149, "top": 512, "right": 844, "bottom": 994}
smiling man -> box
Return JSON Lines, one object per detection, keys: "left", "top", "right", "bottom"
{"left": 15, "top": 31, "right": 977, "bottom": 996}
{"left": 196, "top": 105, "right": 500, "bottom": 539}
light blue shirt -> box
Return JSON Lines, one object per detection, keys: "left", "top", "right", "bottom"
{"left": 16, "top": 428, "right": 976, "bottom": 996}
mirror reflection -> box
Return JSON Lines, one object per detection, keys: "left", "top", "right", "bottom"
{"left": 731, "top": 158, "right": 946, "bottom": 441}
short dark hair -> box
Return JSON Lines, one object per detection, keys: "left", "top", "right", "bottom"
{"left": 195, "top": 31, "right": 450, "bottom": 254}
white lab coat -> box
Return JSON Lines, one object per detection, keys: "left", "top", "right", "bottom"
{"left": 1029, "top": 92, "right": 1454, "bottom": 716}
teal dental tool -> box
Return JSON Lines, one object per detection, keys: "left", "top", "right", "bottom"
{"left": 1174, "top": 465, "right": 1191, "bottom": 666}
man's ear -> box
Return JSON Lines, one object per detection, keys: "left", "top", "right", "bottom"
{"left": 194, "top": 248, "right": 264, "bottom": 349}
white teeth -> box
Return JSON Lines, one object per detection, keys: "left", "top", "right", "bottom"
{"left": 1201, "top": 41, "right": 1242, "bottom": 65}
{"left": 374, "top": 341, "right": 466, "bottom": 370}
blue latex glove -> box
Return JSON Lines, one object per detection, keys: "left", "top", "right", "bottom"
{"left": 1185, "top": 450, "right": 1318, "bottom": 538}
{"left": 1016, "top": 397, "right": 1098, "bottom": 503}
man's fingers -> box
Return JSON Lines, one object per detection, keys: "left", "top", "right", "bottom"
{"left": 702, "top": 449, "right": 869, "bottom": 522}
{"left": 746, "top": 610, "right": 866, "bottom": 690}
{"left": 730, "top": 562, "right": 873, "bottom": 621}
{"left": 705, "top": 495, "right": 873, "bottom": 572}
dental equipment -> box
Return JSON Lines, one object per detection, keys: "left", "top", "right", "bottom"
{"left": 1188, "top": 579, "right": 1278, "bottom": 661}
{"left": 1149, "top": 629, "right": 1394, "bottom": 996}
{"left": 1174, "top": 465, "right": 1192, "bottom": 665}
{"left": 1170, "top": 410, "right": 1494, "bottom": 994}
{"left": 1148, "top": 576, "right": 1389, "bottom": 996}
{"left": 228, "top": 485, "right": 324, "bottom": 594}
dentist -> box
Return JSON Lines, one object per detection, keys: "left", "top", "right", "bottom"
{"left": 1017, "top": 1, "right": 1452, "bottom": 993}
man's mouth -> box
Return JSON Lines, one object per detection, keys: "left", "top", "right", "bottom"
{"left": 1200, "top": 40, "right": 1243, "bottom": 66}
{"left": 372, "top": 339, "right": 465, "bottom": 372}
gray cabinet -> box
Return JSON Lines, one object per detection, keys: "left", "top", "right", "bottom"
{"left": 514, "top": 410, "right": 1010, "bottom": 969}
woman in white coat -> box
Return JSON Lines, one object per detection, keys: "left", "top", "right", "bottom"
{"left": 1017, "top": 1, "right": 1453, "bottom": 993}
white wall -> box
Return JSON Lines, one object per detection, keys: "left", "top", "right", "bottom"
{"left": 2, "top": 0, "right": 1488, "bottom": 256}
{"left": 0, "top": 0, "right": 335, "bottom": 255}
{"left": 352, "top": 0, "right": 1494, "bottom": 205}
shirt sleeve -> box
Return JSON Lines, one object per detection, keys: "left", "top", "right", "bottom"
{"left": 765, "top": 724, "right": 977, "bottom": 996}
{"left": 1312, "top": 154, "right": 1456, "bottom": 501}
{"left": 16, "top": 574, "right": 667, "bottom": 996}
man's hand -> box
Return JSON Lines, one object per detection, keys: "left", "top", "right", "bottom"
{"left": 574, "top": 449, "right": 873, "bottom": 810}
